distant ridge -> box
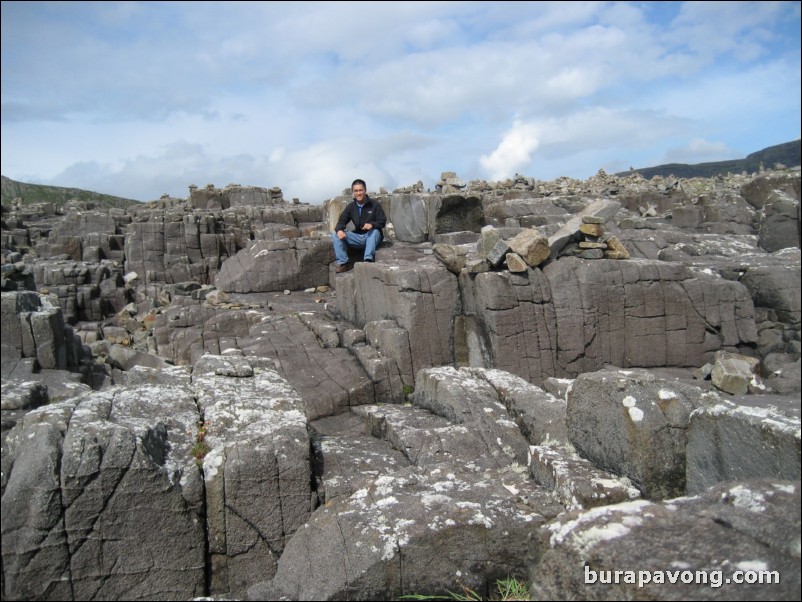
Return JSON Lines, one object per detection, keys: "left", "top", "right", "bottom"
{"left": 0, "top": 175, "right": 141, "bottom": 210}
{"left": 616, "top": 139, "right": 801, "bottom": 179}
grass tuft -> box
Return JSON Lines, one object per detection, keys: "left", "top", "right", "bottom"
{"left": 398, "top": 577, "right": 528, "bottom": 601}
{"left": 191, "top": 422, "right": 211, "bottom": 464}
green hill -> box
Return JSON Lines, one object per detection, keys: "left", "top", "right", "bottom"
{"left": 616, "top": 139, "right": 801, "bottom": 179}
{"left": 1, "top": 175, "right": 141, "bottom": 210}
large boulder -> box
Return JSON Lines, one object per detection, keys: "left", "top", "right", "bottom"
{"left": 566, "top": 369, "right": 713, "bottom": 500}
{"left": 1, "top": 385, "right": 206, "bottom": 601}
{"left": 250, "top": 464, "right": 563, "bottom": 601}
{"left": 191, "top": 354, "right": 311, "bottom": 594}
{"left": 757, "top": 190, "right": 800, "bottom": 252}
{"left": 686, "top": 396, "right": 801, "bottom": 494}
{"left": 215, "top": 238, "right": 332, "bottom": 293}
{"left": 529, "top": 480, "right": 801, "bottom": 601}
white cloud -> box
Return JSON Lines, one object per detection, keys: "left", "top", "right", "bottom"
{"left": 480, "top": 121, "right": 540, "bottom": 181}
{"left": 1, "top": 1, "right": 799, "bottom": 202}
{"left": 670, "top": 1, "right": 786, "bottom": 63}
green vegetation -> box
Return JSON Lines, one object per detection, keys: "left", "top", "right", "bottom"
{"left": 403, "top": 384, "right": 415, "bottom": 396}
{"left": 615, "top": 139, "right": 800, "bottom": 180}
{"left": 398, "top": 577, "right": 529, "bottom": 601}
{"left": 494, "top": 577, "right": 529, "bottom": 601}
{"left": 1, "top": 175, "right": 141, "bottom": 209}
{"left": 191, "top": 422, "right": 211, "bottom": 465}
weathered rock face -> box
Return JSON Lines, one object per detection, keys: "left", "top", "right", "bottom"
{"left": 1, "top": 385, "right": 206, "bottom": 601}
{"left": 29, "top": 260, "right": 130, "bottom": 323}
{"left": 1, "top": 354, "right": 314, "bottom": 601}
{"left": 1, "top": 290, "right": 87, "bottom": 371}
{"left": 529, "top": 480, "right": 801, "bottom": 601}
{"left": 214, "top": 237, "right": 332, "bottom": 293}
{"left": 686, "top": 396, "right": 801, "bottom": 494}
{"left": 528, "top": 444, "right": 641, "bottom": 511}
{"left": 459, "top": 258, "right": 757, "bottom": 384}
{"left": 389, "top": 193, "right": 428, "bottom": 242}
{"left": 151, "top": 302, "right": 374, "bottom": 420}
{"left": 192, "top": 355, "right": 311, "bottom": 594}
{"left": 741, "top": 172, "right": 801, "bottom": 210}
{"left": 189, "top": 184, "right": 285, "bottom": 209}
{"left": 758, "top": 190, "right": 800, "bottom": 252}
{"left": 566, "top": 369, "right": 715, "bottom": 500}
{"left": 122, "top": 190, "right": 326, "bottom": 287}
{"left": 333, "top": 256, "right": 461, "bottom": 387}
{"left": 124, "top": 212, "right": 235, "bottom": 285}
{"left": 740, "top": 262, "right": 801, "bottom": 327}
{"left": 34, "top": 209, "right": 130, "bottom": 262}
{"left": 251, "top": 464, "right": 563, "bottom": 602}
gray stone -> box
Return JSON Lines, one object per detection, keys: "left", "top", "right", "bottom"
{"left": 468, "top": 367, "right": 568, "bottom": 445}
{"left": 567, "top": 368, "right": 713, "bottom": 500}
{"left": 458, "top": 257, "right": 757, "bottom": 385}
{"left": 334, "top": 255, "right": 459, "bottom": 390}
{"left": 2, "top": 401, "right": 77, "bottom": 601}
{"left": 478, "top": 225, "right": 502, "bottom": 257}
{"left": 741, "top": 171, "right": 800, "bottom": 209}
{"left": 505, "top": 251, "right": 528, "bottom": 272}
{"left": 215, "top": 238, "right": 332, "bottom": 293}
{"left": 465, "top": 257, "right": 490, "bottom": 273}
{"left": 309, "top": 412, "right": 410, "bottom": 504}
{"left": 389, "top": 193, "right": 428, "bottom": 243}
{"left": 548, "top": 199, "right": 621, "bottom": 258}
{"left": 486, "top": 238, "right": 511, "bottom": 267}
{"left": 413, "top": 366, "right": 529, "bottom": 465}
{"left": 251, "top": 464, "right": 563, "bottom": 601}
{"left": 711, "top": 354, "right": 756, "bottom": 395}
{"left": 529, "top": 480, "right": 801, "bottom": 601}
{"left": 528, "top": 443, "right": 641, "bottom": 510}
{"left": 191, "top": 355, "right": 311, "bottom": 594}
{"left": 686, "top": 397, "right": 801, "bottom": 494}
{"left": 0, "top": 380, "right": 48, "bottom": 410}
{"left": 1, "top": 384, "right": 207, "bottom": 601}
{"left": 509, "top": 228, "right": 550, "bottom": 268}
{"left": 740, "top": 262, "right": 801, "bottom": 326}
{"left": 432, "top": 243, "right": 468, "bottom": 274}
{"left": 106, "top": 342, "right": 169, "bottom": 372}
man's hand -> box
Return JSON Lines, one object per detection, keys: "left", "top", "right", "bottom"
{"left": 337, "top": 230, "right": 346, "bottom": 240}
{"left": 363, "top": 223, "right": 373, "bottom": 230}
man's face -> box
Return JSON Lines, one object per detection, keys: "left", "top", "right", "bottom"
{"left": 352, "top": 185, "right": 366, "bottom": 202}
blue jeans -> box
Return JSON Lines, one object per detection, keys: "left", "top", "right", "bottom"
{"left": 332, "top": 229, "right": 383, "bottom": 264}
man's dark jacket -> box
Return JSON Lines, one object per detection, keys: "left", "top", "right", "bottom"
{"left": 334, "top": 196, "right": 387, "bottom": 235}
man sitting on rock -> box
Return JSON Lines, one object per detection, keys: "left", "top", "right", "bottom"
{"left": 331, "top": 179, "right": 387, "bottom": 273}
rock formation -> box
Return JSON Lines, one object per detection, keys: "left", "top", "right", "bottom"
{"left": 1, "top": 169, "right": 800, "bottom": 601}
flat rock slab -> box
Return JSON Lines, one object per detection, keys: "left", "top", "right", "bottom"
{"left": 249, "top": 464, "right": 564, "bottom": 601}
{"left": 310, "top": 411, "right": 410, "bottom": 504}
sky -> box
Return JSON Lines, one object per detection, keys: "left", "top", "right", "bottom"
{"left": 2, "top": 1, "right": 800, "bottom": 205}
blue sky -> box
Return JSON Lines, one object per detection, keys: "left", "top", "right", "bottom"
{"left": 2, "top": 1, "right": 800, "bottom": 204}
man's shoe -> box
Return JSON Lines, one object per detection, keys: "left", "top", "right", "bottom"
{"left": 335, "top": 262, "right": 353, "bottom": 273}
{"left": 364, "top": 257, "right": 374, "bottom": 262}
